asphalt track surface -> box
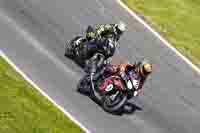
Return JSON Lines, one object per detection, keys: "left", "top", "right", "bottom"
{"left": 1, "top": 0, "right": 200, "bottom": 133}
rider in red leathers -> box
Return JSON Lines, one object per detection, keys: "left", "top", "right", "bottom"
{"left": 102, "top": 59, "right": 153, "bottom": 97}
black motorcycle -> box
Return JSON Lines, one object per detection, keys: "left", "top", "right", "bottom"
{"left": 64, "top": 36, "right": 118, "bottom": 72}
{"left": 77, "top": 67, "right": 140, "bottom": 113}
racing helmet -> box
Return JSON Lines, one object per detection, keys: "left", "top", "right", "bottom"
{"left": 116, "top": 21, "right": 126, "bottom": 34}
{"left": 138, "top": 59, "right": 153, "bottom": 77}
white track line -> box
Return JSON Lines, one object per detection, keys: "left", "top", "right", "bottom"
{"left": 0, "top": 10, "right": 90, "bottom": 133}
{"left": 117, "top": 0, "right": 200, "bottom": 74}
{"left": 0, "top": 50, "right": 90, "bottom": 133}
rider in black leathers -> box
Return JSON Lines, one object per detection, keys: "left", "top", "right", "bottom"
{"left": 83, "top": 22, "right": 127, "bottom": 73}
{"left": 68, "top": 22, "right": 126, "bottom": 75}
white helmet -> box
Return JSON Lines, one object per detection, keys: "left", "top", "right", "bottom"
{"left": 117, "top": 21, "right": 126, "bottom": 32}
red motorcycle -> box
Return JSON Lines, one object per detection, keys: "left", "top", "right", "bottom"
{"left": 78, "top": 67, "right": 141, "bottom": 113}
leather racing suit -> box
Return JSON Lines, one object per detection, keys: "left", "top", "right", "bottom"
{"left": 101, "top": 62, "right": 148, "bottom": 97}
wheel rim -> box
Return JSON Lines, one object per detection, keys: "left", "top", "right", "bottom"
{"left": 102, "top": 93, "right": 127, "bottom": 113}
{"left": 104, "top": 93, "right": 123, "bottom": 107}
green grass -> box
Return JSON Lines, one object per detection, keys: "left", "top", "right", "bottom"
{"left": 122, "top": 0, "right": 200, "bottom": 67}
{"left": 0, "top": 57, "right": 84, "bottom": 133}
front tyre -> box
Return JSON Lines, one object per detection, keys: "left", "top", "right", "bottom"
{"left": 101, "top": 92, "right": 127, "bottom": 113}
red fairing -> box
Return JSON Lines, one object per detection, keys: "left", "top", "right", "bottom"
{"left": 113, "top": 78, "right": 124, "bottom": 91}
{"left": 99, "top": 78, "right": 113, "bottom": 92}
{"left": 99, "top": 77, "right": 124, "bottom": 92}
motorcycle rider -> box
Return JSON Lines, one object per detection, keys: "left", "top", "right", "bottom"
{"left": 73, "top": 21, "right": 126, "bottom": 49}
{"left": 83, "top": 22, "right": 126, "bottom": 71}
{"left": 92, "top": 59, "right": 153, "bottom": 98}
{"left": 68, "top": 22, "right": 126, "bottom": 71}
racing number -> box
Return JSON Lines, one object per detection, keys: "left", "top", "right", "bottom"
{"left": 105, "top": 84, "right": 113, "bottom": 92}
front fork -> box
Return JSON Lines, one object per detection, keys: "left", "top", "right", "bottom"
{"left": 110, "top": 91, "right": 119, "bottom": 101}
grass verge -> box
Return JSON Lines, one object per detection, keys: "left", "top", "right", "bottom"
{"left": 122, "top": 0, "right": 200, "bottom": 67}
{"left": 0, "top": 56, "right": 84, "bottom": 133}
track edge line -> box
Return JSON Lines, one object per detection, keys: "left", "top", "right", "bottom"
{"left": 0, "top": 50, "right": 90, "bottom": 133}
{"left": 117, "top": 0, "right": 200, "bottom": 74}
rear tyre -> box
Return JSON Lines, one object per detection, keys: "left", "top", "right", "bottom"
{"left": 77, "top": 75, "right": 91, "bottom": 95}
{"left": 65, "top": 36, "right": 83, "bottom": 58}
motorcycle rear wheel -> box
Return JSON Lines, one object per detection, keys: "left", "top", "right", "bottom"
{"left": 65, "top": 36, "right": 83, "bottom": 58}
{"left": 77, "top": 75, "right": 91, "bottom": 95}
{"left": 64, "top": 41, "right": 75, "bottom": 58}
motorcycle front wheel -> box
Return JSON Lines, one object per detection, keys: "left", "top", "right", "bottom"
{"left": 101, "top": 92, "right": 127, "bottom": 113}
